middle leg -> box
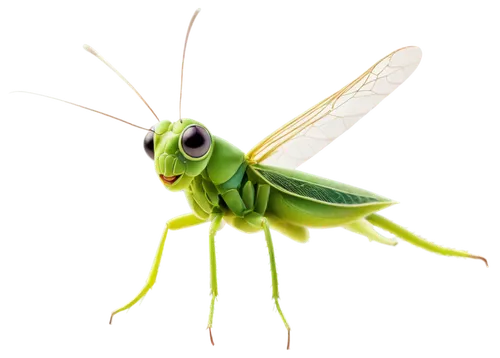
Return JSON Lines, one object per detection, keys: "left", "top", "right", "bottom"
{"left": 221, "top": 181, "right": 291, "bottom": 348}
{"left": 262, "top": 217, "right": 291, "bottom": 349}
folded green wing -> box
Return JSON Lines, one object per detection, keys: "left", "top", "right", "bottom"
{"left": 250, "top": 164, "right": 394, "bottom": 207}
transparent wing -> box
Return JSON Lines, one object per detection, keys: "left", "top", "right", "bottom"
{"left": 247, "top": 46, "right": 422, "bottom": 169}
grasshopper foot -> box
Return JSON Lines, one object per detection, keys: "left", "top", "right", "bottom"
{"left": 472, "top": 254, "right": 491, "bottom": 270}
{"left": 285, "top": 328, "right": 293, "bottom": 352}
{"left": 106, "top": 313, "right": 115, "bottom": 327}
{"left": 273, "top": 298, "right": 293, "bottom": 352}
{"left": 207, "top": 328, "right": 215, "bottom": 348}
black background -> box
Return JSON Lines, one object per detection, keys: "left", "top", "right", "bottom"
{"left": 4, "top": 2, "right": 497, "bottom": 355}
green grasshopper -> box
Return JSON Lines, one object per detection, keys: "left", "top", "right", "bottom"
{"left": 18, "top": 9, "right": 487, "bottom": 350}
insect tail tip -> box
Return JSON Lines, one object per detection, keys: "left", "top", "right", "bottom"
{"left": 109, "top": 313, "right": 115, "bottom": 325}
{"left": 287, "top": 329, "right": 290, "bottom": 350}
{"left": 208, "top": 327, "right": 214, "bottom": 346}
{"left": 470, "top": 254, "right": 488, "bottom": 267}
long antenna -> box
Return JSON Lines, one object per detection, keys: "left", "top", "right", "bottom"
{"left": 8, "top": 88, "right": 153, "bottom": 133}
{"left": 80, "top": 42, "right": 161, "bottom": 121}
{"left": 177, "top": 7, "right": 202, "bottom": 123}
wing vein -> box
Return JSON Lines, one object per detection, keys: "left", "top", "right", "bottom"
{"left": 247, "top": 46, "right": 422, "bottom": 169}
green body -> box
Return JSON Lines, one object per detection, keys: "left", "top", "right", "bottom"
{"left": 149, "top": 118, "right": 486, "bottom": 266}
{"left": 158, "top": 119, "right": 393, "bottom": 240}
{"left": 190, "top": 152, "right": 395, "bottom": 239}
{"left": 109, "top": 119, "right": 485, "bottom": 348}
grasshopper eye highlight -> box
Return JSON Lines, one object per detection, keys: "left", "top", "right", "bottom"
{"left": 181, "top": 125, "right": 211, "bottom": 159}
{"left": 142, "top": 132, "right": 155, "bottom": 160}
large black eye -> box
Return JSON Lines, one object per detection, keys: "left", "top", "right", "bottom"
{"left": 142, "top": 132, "right": 155, "bottom": 160}
{"left": 181, "top": 125, "right": 211, "bottom": 159}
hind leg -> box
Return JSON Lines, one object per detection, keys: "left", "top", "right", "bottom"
{"left": 344, "top": 218, "right": 397, "bottom": 246}
{"left": 366, "top": 214, "right": 488, "bottom": 266}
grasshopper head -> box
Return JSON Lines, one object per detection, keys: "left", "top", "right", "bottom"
{"left": 144, "top": 119, "right": 214, "bottom": 191}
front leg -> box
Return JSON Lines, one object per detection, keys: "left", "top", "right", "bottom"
{"left": 207, "top": 212, "right": 223, "bottom": 345}
{"left": 109, "top": 213, "right": 206, "bottom": 324}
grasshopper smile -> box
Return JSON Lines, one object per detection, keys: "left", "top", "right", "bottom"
{"left": 160, "top": 174, "right": 180, "bottom": 185}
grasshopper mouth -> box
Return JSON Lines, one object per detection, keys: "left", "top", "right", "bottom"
{"left": 160, "top": 174, "right": 180, "bottom": 185}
